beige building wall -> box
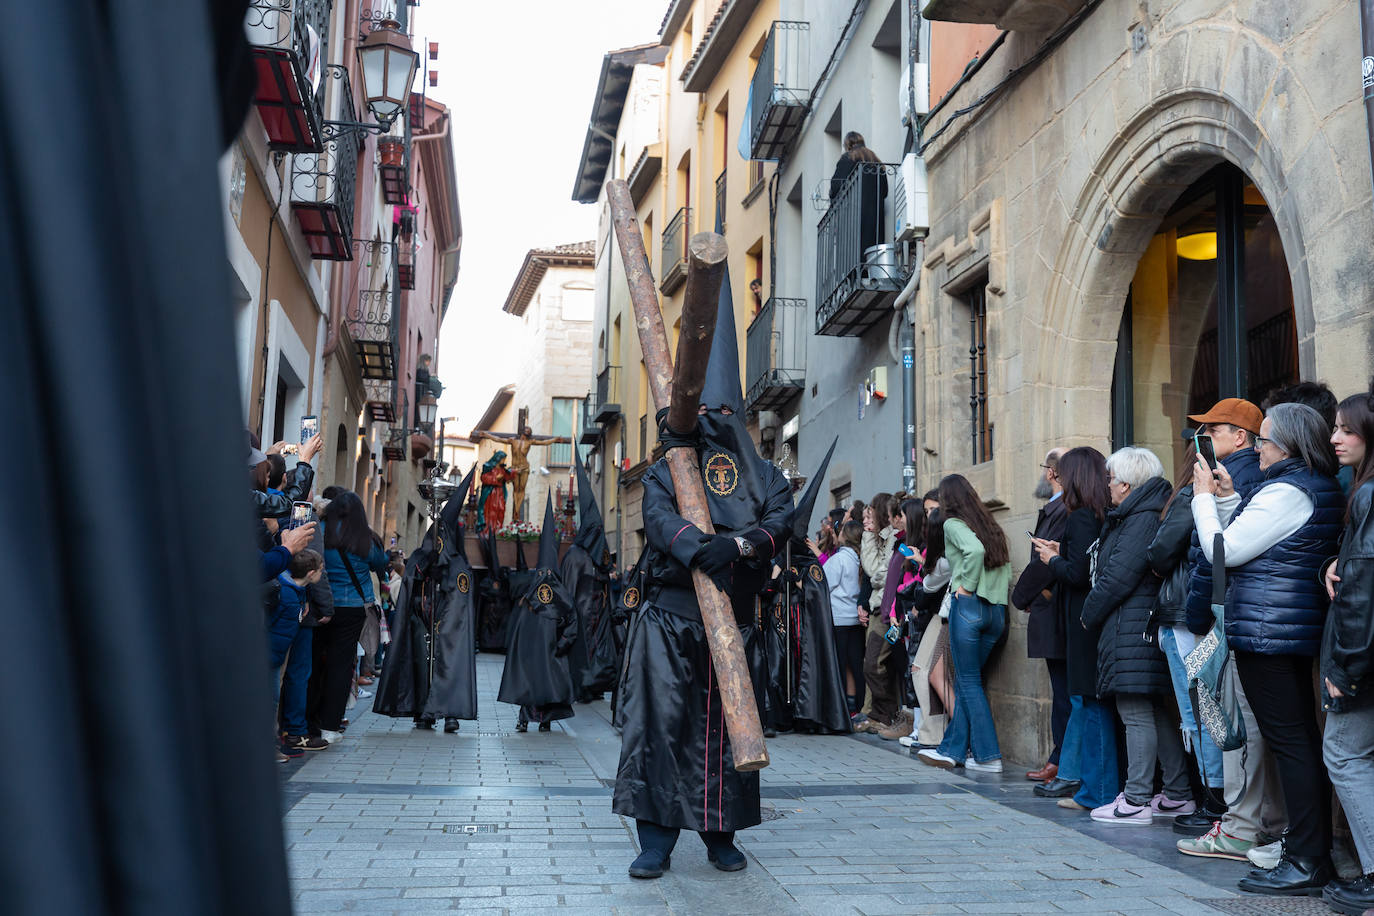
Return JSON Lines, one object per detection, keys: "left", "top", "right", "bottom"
{"left": 919, "top": 0, "right": 1374, "bottom": 764}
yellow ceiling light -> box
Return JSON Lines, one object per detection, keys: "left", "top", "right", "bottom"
{"left": 1177, "top": 231, "right": 1218, "bottom": 260}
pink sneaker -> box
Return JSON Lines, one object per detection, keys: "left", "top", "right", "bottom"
{"left": 1150, "top": 793, "right": 1196, "bottom": 816}
{"left": 1090, "top": 793, "right": 1153, "bottom": 825}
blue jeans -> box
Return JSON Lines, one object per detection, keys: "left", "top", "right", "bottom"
{"left": 1073, "top": 696, "right": 1120, "bottom": 809}
{"left": 1057, "top": 696, "right": 1085, "bottom": 781}
{"left": 937, "top": 594, "right": 1004, "bottom": 764}
{"left": 268, "top": 612, "right": 313, "bottom": 737}
{"left": 1159, "top": 626, "right": 1224, "bottom": 788}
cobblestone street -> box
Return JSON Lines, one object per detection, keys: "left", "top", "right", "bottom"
{"left": 278, "top": 655, "right": 1286, "bottom": 915}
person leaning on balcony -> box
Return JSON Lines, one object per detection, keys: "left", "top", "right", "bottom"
{"left": 1191, "top": 402, "right": 1344, "bottom": 896}
{"left": 829, "top": 132, "right": 889, "bottom": 255}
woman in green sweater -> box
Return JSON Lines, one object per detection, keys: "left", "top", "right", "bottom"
{"left": 917, "top": 475, "right": 1012, "bottom": 773}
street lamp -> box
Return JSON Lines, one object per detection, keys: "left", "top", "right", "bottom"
{"left": 418, "top": 394, "right": 438, "bottom": 429}
{"left": 357, "top": 19, "right": 420, "bottom": 125}
{"left": 321, "top": 18, "right": 419, "bottom": 141}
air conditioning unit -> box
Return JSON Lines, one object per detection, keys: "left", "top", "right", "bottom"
{"left": 899, "top": 63, "right": 930, "bottom": 124}
{"left": 895, "top": 152, "right": 929, "bottom": 242}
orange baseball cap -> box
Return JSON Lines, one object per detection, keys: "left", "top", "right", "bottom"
{"left": 1187, "top": 398, "right": 1264, "bottom": 436}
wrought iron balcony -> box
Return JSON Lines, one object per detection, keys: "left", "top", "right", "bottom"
{"left": 815, "top": 161, "right": 908, "bottom": 337}
{"left": 591, "top": 365, "right": 622, "bottom": 425}
{"left": 746, "top": 298, "right": 806, "bottom": 411}
{"left": 364, "top": 378, "right": 396, "bottom": 423}
{"left": 397, "top": 237, "right": 416, "bottom": 290}
{"left": 378, "top": 118, "right": 410, "bottom": 206}
{"left": 749, "top": 22, "right": 810, "bottom": 161}
{"left": 578, "top": 397, "right": 602, "bottom": 446}
{"left": 246, "top": 0, "right": 332, "bottom": 152}
{"left": 660, "top": 207, "right": 690, "bottom": 295}
{"left": 349, "top": 289, "right": 398, "bottom": 380}
{"left": 291, "top": 65, "right": 360, "bottom": 260}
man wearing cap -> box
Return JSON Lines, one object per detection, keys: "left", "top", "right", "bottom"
{"left": 1175, "top": 397, "right": 1287, "bottom": 861}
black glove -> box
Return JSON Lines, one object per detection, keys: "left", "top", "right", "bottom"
{"left": 692, "top": 535, "right": 742, "bottom": 575}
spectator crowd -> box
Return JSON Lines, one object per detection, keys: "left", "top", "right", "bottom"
{"left": 812, "top": 380, "right": 1374, "bottom": 911}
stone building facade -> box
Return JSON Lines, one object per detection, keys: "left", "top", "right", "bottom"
{"left": 918, "top": 0, "right": 1374, "bottom": 762}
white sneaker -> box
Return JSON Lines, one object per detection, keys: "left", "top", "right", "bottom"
{"left": 357, "top": 688, "right": 374, "bottom": 699}
{"left": 965, "top": 757, "right": 1003, "bottom": 773}
{"left": 1247, "top": 838, "right": 1283, "bottom": 870}
{"left": 319, "top": 729, "right": 344, "bottom": 745}
{"left": 916, "top": 748, "right": 959, "bottom": 769}
{"left": 898, "top": 734, "right": 918, "bottom": 747}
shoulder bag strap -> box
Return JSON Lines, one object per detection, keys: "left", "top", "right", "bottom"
{"left": 338, "top": 548, "right": 369, "bottom": 605}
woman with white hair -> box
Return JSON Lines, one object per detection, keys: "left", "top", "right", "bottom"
{"left": 1080, "top": 447, "right": 1187, "bottom": 826}
{"left": 1192, "top": 402, "right": 1343, "bottom": 896}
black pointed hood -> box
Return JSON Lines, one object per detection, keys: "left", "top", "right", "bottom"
{"left": 791, "top": 437, "right": 837, "bottom": 540}
{"left": 439, "top": 465, "right": 476, "bottom": 541}
{"left": 537, "top": 492, "right": 559, "bottom": 570}
{"left": 699, "top": 265, "right": 744, "bottom": 414}
{"left": 572, "top": 457, "right": 610, "bottom": 567}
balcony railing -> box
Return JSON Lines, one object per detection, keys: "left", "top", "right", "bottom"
{"left": 246, "top": 0, "right": 333, "bottom": 152}
{"left": 749, "top": 21, "right": 810, "bottom": 161}
{"left": 714, "top": 170, "right": 727, "bottom": 232}
{"left": 291, "top": 65, "right": 360, "bottom": 260}
{"left": 349, "top": 289, "right": 398, "bottom": 380}
{"left": 378, "top": 115, "right": 411, "bottom": 206}
{"left": 578, "top": 397, "right": 602, "bottom": 446}
{"left": 815, "top": 161, "right": 907, "bottom": 336}
{"left": 745, "top": 298, "right": 807, "bottom": 411}
{"left": 660, "top": 207, "right": 690, "bottom": 295}
{"left": 397, "top": 236, "right": 416, "bottom": 289}
{"left": 591, "top": 364, "right": 622, "bottom": 425}
{"left": 364, "top": 378, "right": 396, "bottom": 423}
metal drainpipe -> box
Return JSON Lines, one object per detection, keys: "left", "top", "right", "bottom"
{"left": 894, "top": 247, "right": 922, "bottom": 494}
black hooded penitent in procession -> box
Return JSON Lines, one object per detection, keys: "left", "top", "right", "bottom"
{"left": 612, "top": 267, "right": 794, "bottom": 837}
{"left": 560, "top": 457, "right": 620, "bottom": 700}
{"left": 776, "top": 438, "right": 854, "bottom": 734}
{"left": 499, "top": 494, "right": 579, "bottom": 725}
{"left": 373, "top": 468, "right": 480, "bottom": 723}
{"left": 0, "top": 1, "right": 290, "bottom": 912}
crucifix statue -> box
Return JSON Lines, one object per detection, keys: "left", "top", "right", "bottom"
{"left": 470, "top": 425, "right": 571, "bottom": 523}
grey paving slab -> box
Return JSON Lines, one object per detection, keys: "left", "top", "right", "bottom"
{"left": 282, "top": 653, "right": 1263, "bottom": 915}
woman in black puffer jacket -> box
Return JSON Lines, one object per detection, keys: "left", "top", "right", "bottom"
{"left": 1081, "top": 447, "right": 1189, "bottom": 825}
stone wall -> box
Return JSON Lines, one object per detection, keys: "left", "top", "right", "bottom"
{"left": 920, "top": 0, "right": 1374, "bottom": 764}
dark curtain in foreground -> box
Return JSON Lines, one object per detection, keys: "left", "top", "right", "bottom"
{"left": 0, "top": 1, "right": 289, "bottom": 913}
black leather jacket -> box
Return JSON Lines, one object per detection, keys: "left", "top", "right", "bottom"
{"left": 1321, "top": 481, "right": 1374, "bottom": 708}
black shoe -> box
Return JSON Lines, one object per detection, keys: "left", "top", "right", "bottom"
{"left": 1173, "top": 809, "right": 1223, "bottom": 836}
{"left": 279, "top": 740, "right": 304, "bottom": 759}
{"left": 706, "top": 845, "right": 747, "bottom": 872}
{"left": 444, "top": 718, "right": 460, "bottom": 733}
{"left": 515, "top": 717, "right": 528, "bottom": 733}
{"left": 414, "top": 718, "right": 435, "bottom": 730}
{"left": 1237, "top": 854, "right": 1332, "bottom": 896}
{"left": 285, "top": 734, "right": 330, "bottom": 751}
{"left": 763, "top": 727, "right": 777, "bottom": 738}
{"left": 538, "top": 721, "right": 552, "bottom": 732}
{"left": 1324, "top": 874, "right": 1374, "bottom": 915}
{"left": 628, "top": 850, "right": 671, "bottom": 879}
{"left": 1032, "top": 777, "right": 1082, "bottom": 798}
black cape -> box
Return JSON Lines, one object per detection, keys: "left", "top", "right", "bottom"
{"left": 373, "top": 473, "right": 478, "bottom": 721}
{"left": 559, "top": 545, "right": 619, "bottom": 698}
{"left": 476, "top": 531, "right": 513, "bottom": 651}
{"left": 498, "top": 497, "right": 578, "bottom": 722}
{"left": 784, "top": 549, "right": 854, "bottom": 734}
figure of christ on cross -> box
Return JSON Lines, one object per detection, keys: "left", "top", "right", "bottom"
{"left": 470, "top": 426, "right": 571, "bottom": 523}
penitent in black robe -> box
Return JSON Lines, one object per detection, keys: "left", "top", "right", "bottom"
{"left": 611, "top": 454, "right": 793, "bottom": 833}
{"left": 499, "top": 566, "right": 578, "bottom": 723}
{"left": 786, "top": 549, "right": 854, "bottom": 734}
{"left": 372, "top": 525, "right": 478, "bottom": 722}
{"left": 560, "top": 545, "right": 619, "bottom": 700}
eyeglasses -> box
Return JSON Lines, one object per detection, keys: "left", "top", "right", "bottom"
{"left": 1254, "top": 435, "right": 1273, "bottom": 449}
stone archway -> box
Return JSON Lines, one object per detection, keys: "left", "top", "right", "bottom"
{"left": 1035, "top": 88, "right": 1316, "bottom": 432}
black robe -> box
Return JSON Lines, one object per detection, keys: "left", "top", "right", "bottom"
{"left": 560, "top": 544, "right": 619, "bottom": 699}
{"left": 475, "top": 536, "right": 513, "bottom": 651}
{"left": 372, "top": 524, "right": 477, "bottom": 721}
{"left": 498, "top": 567, "right": 578, "bottom": 723}
{"left": 787, "top": 552, "right": 855, "bottom": 734}
{"left": 612, "top": 454, "right": 793, "bottom": 833}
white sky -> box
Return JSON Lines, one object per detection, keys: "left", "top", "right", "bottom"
{"left": 417, "top": 1, "right": 666, "bottom": 434}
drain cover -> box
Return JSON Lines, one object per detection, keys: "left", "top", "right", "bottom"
{"left": 442, "top": 824, "right": 499, "bottom": 835}
{"left": 517, "top": 759, "right": 556, "bottom": 766}
{"left": 1196, "top": 898, "right": 1334, "bottom": 914}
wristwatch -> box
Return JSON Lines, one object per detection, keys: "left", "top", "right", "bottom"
{"left": 734, "top": 535, "right": 755, "bottom": 558}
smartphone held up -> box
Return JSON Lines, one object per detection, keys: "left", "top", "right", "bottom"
{"left": 1194, "top": 432, "right": 1218, "bottom": 471}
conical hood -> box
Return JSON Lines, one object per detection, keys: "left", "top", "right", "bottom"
{"left": 438, "top": 465, "right": 476, "bottom": 538}
{"left": 791, "top": 437, "right": 838, "bottom": 540}
{"left": 699, "top": 264, "right": 744, "bottom": 414}
{"left": 572, "top": 457, "right": 609, "bottom": 566}
{"left": 536, "top": 492, "right": 559, "bottom": 570}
